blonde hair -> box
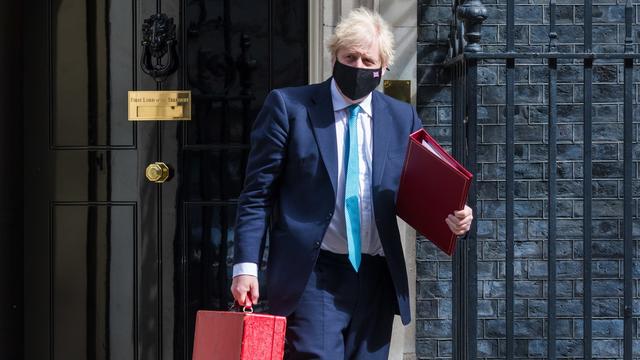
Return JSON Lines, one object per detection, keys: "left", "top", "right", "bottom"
{"left": 327, "top": 7, "right": 395, "bottom": 67}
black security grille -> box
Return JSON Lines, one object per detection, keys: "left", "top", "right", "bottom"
{"left": 448, "top": 0, "right": 638, "bottom": 357}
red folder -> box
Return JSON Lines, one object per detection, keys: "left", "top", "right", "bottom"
{"left": 192, "top": 310, "right": 287, "bottom": 360}
{"left": 396, "top": 129, "right": 472, "bottom": 256}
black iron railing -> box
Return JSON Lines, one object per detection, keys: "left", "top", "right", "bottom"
{"left": 447, "top": 0, "right": 638, "bottom": 357}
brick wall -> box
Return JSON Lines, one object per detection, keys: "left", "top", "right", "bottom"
{"left": 416, "top": 0, "right": 640, "bottom": 358}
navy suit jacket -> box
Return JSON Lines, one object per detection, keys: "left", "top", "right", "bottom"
{"left": 234, "top": 78, "right": 422, "bottom": 325}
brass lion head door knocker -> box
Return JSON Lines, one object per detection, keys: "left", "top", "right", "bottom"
{"left": 141, "top": 13, "right": 179, "bottom": 82}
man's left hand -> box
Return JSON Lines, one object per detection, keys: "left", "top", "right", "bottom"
{"left": 445, "top": 205, "right": 473, "bottom": 236}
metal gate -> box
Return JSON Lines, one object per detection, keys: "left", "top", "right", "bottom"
{"left": 447, "top": 0, "right": 638, "bottom": 357}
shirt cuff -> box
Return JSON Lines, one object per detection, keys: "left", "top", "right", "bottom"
{"left": 232, "top": 262, "right": 258, "bottom": 277}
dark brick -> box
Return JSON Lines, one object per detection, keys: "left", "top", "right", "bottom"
{"left": 477, "top": 220, "right": 497, "bottom": 238}
{"left": 417, "top": 260, "right": 438, "bottom": 280}
{"left": 543, "top": 5, "right": 575, "bottom": 24}
{"left": 417, "top": 106, "right": 437, "bottom": 124}
{"left": 477, "top": 299, "right": 498, "bottom": 318}
{"left": 558, "top": 260, "right": 583, "bottom": 279}
{"left": 478, "top": 66, "right": 499, "bottom": 85}
{"left": 556, "top": 319, "right": 573, "bottom": 337}
{"left": 557, "top": 339, "right": 584, "bottom": 357}
{"left": 477, "top": 180, "right": 498, "bottom": 199}
{"left": 593, "top": 64, "right": 618, "bottom": 83}
{"left": 514, "top": 280, "right": 543, "bottom": 297}
{"left": 592, "top": 199, "right": 623, "bottom": 218}
{"left": 418, "top": 281, "right": 453, "bottom": 299}
{"left": 478, "top": 261, "right": 497, "bottom": 280}
{"left": 417, "top": 319, "right": 452, "bottom": 337}
{"left": 593, "top": 143, "right": 618, "bottom": 160}
{"left": 515, "top": 5, "right": 544, "bottom": 23}
{"left": 438, "top": 262, "right": 452, "bottom": 280}
{"left": 557, "top": 219, "right": 584, "bottom": 238}
{"left": 557, "top": 240, "right": 575, "bottom": 258}
{"left": 557, "top": 105, "right": 583, "bottom": 123}
{"left": 557, "top": 144, "right": 582, "bottom": 160}
{"left": 593, "top": 260, "right": 620, "bottom": 278}
{"left": 483, "top": 280, "right": 505, "bottom": 297}
{"left": 593, "top": 298, "right": 620, "bottom": 317}
{"left": 592, "top": 240, "right": 624, "bottom": 258}
{"left": 416, "top": 300, "right": 439, "bottom": 318}
{"left": 437, "top": 107, "right": 451, "bottom": 123}
{"left": 416, "top": 339, "right": 437, "bottom": 354}
{"left": 574, "top": 84, "right": 625, "bottom": 103}
{"left": 419, "top": 5, "right": 452, "bottom": 25}
{"left": 592, "top": 219, "right": 620, "bottom": 239}
{"left": 478, "top": 144, "right": 498, "bottom": 163}
{"left": 424, "top": 125, "right": 452, "bottom": 143}
{"left": 438, "top": 298, "right": 452, "bottom": 319}
{"left": 527, "top": 299, "right": 547, "bottom": 317}
{"left": 417, "top": 65, "right": 439, "bottom": 85}
{"left": 557, "top": 299, "right": 583, "bottom": 316}
{"left": 417, "top": 85, "right": 451, "bottom": 104}
{"left": 527, "top": 260, "right": 547, "bottom": 278}
{"left": 575, "top": 279, "right": 623, "bottom": 297}
{"left": 531, "top": 25, "right": 584, "bottom": 43}
{"left": 481, "top": 25, "right": 498, "bottom": 44}
{"left": 497, "top": 66, "right": 530, "bottom": 85}
{"left": 528, "top": 339, "right": 546, "bottom": 357}
{"left": 481, "top": 200, "right": 544, "bottom": 217}
{"left": 593, "top": 25, "right": 620, "bottom": 44}
{"left": 593, "top": 123, "right": 623, "bottom": 141}
{"left": 496, "top": 143, "right": 528, "bottom": 161}
{"left": 583, "top": 5, "right": 626, "bottom": 23}
{"left": 497, "top": 219, "right": 528, "bottom": 239}
{"left": 438, "top": 340, "right": 452, "bottom": 357}
{"left": 417, "top": 44, "right": 448, "bottom": 64}
{"left": 484, "top": 319, "right": 506, "bottom": 337}
{"left": 496, "top": 179, "right": 529, "bottom": 198}
{"left": 418, "top": 25, "right": 438, "bottom": 42}
{"left": 556, "top": 84, "right": 575, "bottom": 103}
{"left": 592, "top": 339, "right": 621, "bottom": 357}
{"left": 515, "top": 125, "right": 544, "bottom": 142}
{"left": 477, "top": 339, "right": 499, "bottom": 357}
{"left": 497, "top": 24, "right": 529, "bottom": 44}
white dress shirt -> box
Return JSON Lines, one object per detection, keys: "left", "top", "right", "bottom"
{"left": 233, "top": 79, "right": 383, "bottom": 277}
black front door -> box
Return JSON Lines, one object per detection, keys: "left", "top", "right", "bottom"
{"left": 23, "top": 1, "right": 307, "bottom": 359}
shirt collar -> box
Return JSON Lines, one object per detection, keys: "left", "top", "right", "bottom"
{"left": 330, "top": 78, "right": 373, "bottom": 117}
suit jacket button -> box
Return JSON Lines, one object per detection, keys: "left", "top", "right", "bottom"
{"left": 314, "top": 241, "right": 321, "bottom": 249}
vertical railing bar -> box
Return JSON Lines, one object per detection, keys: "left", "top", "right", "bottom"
{"left": 452, "top": 58, "right": 462, "bottom": 360}
{"left": 457, "top": 59, "right": 466, "bottom": 360}
{"left": 505, "top": 0, "right": 515, "bottom": 357}
{"left": 582, "top": 0, "right": 593, "bottom": 353}
{"left": 459, "top": 60, "right": 468, "bottom": 359}
{"left": 622, "top": 0, "right": 633, "bottom": 358}
{"left": 465, "top": 58, "right": 478, "bottom": 360}
{"left": 547, "top": 0, "right": 558, "bottom": 356}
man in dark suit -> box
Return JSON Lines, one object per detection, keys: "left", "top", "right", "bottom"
{"left": 231, "top": 7, "right": 473, "bottom": 359}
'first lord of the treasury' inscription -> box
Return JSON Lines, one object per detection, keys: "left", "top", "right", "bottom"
{"left": 128, "top": 90, "right": 191, "bottom": 121}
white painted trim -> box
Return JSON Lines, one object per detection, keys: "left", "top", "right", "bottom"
{"left": 308, "top": 0, "right": 324, "bottom": 84}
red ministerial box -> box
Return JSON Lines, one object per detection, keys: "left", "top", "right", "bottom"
{"left": 396, "top": 129, "right": 472, "bottom": 256}
{"left": 192, "top": 310, "right": 287, "bottom": 360}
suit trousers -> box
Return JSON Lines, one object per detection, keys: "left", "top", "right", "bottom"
{"left": 284, "top": 250, "right": 396, "bottom": 360}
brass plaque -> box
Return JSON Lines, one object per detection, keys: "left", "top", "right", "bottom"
{"left": 128, "top": 91, "right": 191, "bottom": 121}
{"left": 383, "top": 80, "right": 411, "bottom": 104}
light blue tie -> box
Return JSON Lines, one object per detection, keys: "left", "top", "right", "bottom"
{"left": 344, "top": 104, "right": 362, "bottom": 271}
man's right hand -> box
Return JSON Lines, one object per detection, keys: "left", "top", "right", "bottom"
{"left": 231, "top": 275, "right": 260, "bottom": 306}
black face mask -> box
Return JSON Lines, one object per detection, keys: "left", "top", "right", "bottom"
{"left": 332, "top": 60, "right": 382, "bottom": 101}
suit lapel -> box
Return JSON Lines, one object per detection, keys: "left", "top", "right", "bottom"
{"left": 372, "top": 91, "right": 391, "bottom": 188}
{"left": 308, "top": 80, "right": 339, "bottom": 197}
